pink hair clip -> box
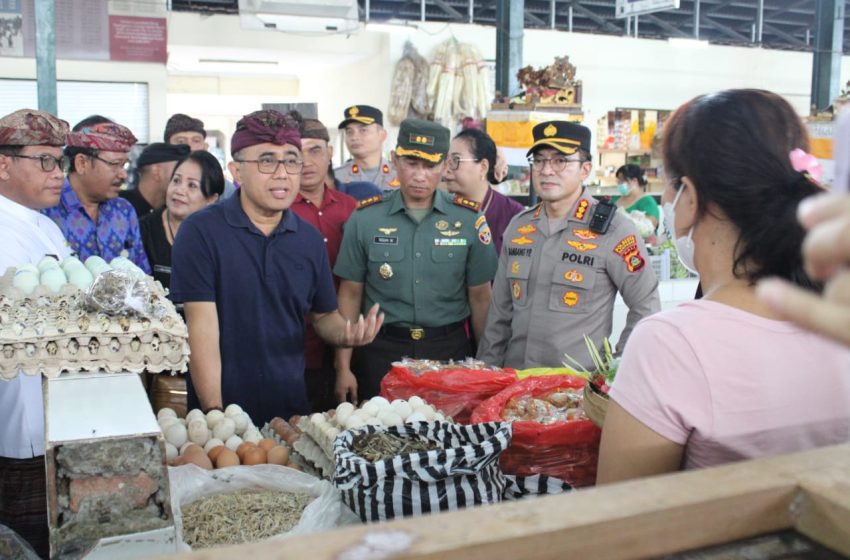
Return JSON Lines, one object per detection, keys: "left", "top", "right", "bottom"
{"left": 789, "top": 148, "right": 823, "bottom": 182}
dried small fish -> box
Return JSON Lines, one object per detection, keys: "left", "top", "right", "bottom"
{"left": 352, "top": 432, "right": 440, "bottom": 462}
{"left": 181, "top": 490, "right": 313, "bottom": 549}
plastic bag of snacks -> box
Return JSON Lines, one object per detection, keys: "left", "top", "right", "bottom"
{"left": 471, "top": 375, "right": 601, "bottom": 487}
{"left": 168, "top": 464, "right": 355, "bottom": 551}
{"left": 380, "top": 360, "right": 516, "bottom": 423}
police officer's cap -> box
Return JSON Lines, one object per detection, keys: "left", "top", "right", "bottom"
{"left": 338, "top": 105, "right": 383, "bottom": 129}
{"left": 527, "top": 121, "right": 591, "bottom": 157}
{"left": 395, "top": 119, "right": 450, "bottom": 164}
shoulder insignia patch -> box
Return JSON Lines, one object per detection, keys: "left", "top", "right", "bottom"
{"left": 572, "top": 228, "right": 599, "bottom": 240}
{"left": 474, "top": 215, "right": 486, "bottom": 229}
{"left": 357, "top": 195, "right": 383, "bottom": 209}
{"left": 478, "top": 225, "right": 492, "bottom": 245}
{"left": 613, "top": 235, "right": 638, "bottom": 256}
{"left": 452, "top": 193, "right": 481, "bottom": 212}
{"left": 573, "top": 199, "right": 590, "bottom": 220}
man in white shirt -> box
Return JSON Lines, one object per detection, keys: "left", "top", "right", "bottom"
{"left": 0, "top": 108, "right": 71, "bottom": 558}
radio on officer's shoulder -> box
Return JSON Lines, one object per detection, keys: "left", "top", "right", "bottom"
{"left": 589, "top": 201, "right": 616, "bottom": 234}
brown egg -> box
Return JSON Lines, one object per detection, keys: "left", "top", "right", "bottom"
{"left": 289, "top": 414, "right": 301, "bottom": 426}
{"left": 243, "top": 447, "right": 267, "bottom": 466}
{"left": 258, "top": 438, "right": 277, "bottom": 452}
{"left": 207, "top": 445, "right": 226, "bottom": 462}
{"left": 236, "top": 442, "right": 257, "bottom": 461}
{"left": 266, "top": 446, "right": 289, "bottom": 466}
{"left": 172, "top": 455, "right": 188, "bottom": 467}
{"left": 270, "top": 417, "right": 284, "bottom": 430}
{"left": 215, "top": 448, "right": 240, "bottom": 468}
{"left": 283, "top": 431, "right": 300, "bottom": 446}
{"left": 183, "top": 444, "right": 205, "bottom": 458}
{"left": 185, "top": 451, "right": 213, "bottom": 470}
{"left": 287, "top": 463, "right": 302, "bottom": 471}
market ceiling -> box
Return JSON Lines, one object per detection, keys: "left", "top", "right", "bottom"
{"left": 173, "top": 0, "right": 850, "bottom": 53}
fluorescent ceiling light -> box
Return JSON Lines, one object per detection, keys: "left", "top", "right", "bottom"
{"left": 668, "top": 37, "right": 709, "bottom": 48}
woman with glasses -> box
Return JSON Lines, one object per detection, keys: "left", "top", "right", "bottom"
{"left": 139, "top": 151, "right": 224, "bottom": 293}
{"left": 597, "top": 89, "right": 850, "bottom": 484}
{"left": 443, "top": 128, "right": 524, "bottom": 254}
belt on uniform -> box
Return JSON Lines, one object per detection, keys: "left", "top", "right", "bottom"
{"left": 380, "top": 321, "right": 465, "bottom": 341}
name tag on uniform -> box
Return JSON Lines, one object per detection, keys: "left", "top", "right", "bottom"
{"left": 434, "top": 238, "right": 468, "bottom": 247}
{"left": 373, "top": 236, "right": 398, "bottom": 245}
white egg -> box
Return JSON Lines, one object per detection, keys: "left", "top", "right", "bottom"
{"left": 390, "top": 400, "right": 413, "bottom": 420}
{"left": 434, "top": 413, "right": 446, "bottom": 422}
{"left": 84, "top": 256, "right": 108, "bottom": 274}
{"left": 364, "top": 417, "right": 382, "bottom": 427}
{"left": 203, "top": 438, "right": 224, "bottom": 452}
{"left": 408, "top": 396, "right": 426, "bottom": 409}
{"left": 243, "top": 429, "right": 262, "bottom": 444}
{"left": 205, "top": 409, "right": 225, "bottom": 428}
{"left": 212, "top": 417, "right": 236, "bottom": 441}
{"left": 232, "top": 412, "right": 251, "bottom": 435}
{"left": 345, "top": 416, "right": 366, "bottom": 430}
{"left": 359, "top": 401, "right": 379, "bottom": 417}
{"left": 188, "top": 419, "right": 210, "bottom": 445}
{"left": 225, "top": 434, "right": 243, "bottom": 451}
{"left": 68, "top": 267, "right": 94, "bottom": 291}
{"left": 369, "top": 396, "right": 390, "bottom": 410}
{"left": 157, "top": 408, "right": 178, "bottom": 420}
{"left": 378, "top": 411, "right": 403, "bottom": 426}
{"left": 165, "top": 442, "right": 178, "bottom": 463}
{"left": 335, "top": 402, "right": 355, "bottom": 425}
{"left": 415, "top": 405, "right": 436, "bottom": 421}
{"left": 310, "top": 412, "right": 326, "bottom": 426}
{"left": 60, "top": 257, "right": 84, "bottom": 274}
{"left": 109, "top": 256, "right": 134, "bottom": 271}
{"left": 15, "top": 263, "right": 39, "bottom": 275}
{"left": 224, "top": 403, "right": 243, "bottom": 417}
{"left": 327, "top": 427, "right": 341, "bottom": 440}
{"left": 404, "top": 411, "right": 427, "bottom": 424}
{"left": 185, "top": 409, "right": 205, "bottom": 424}
{"left": 164, "top": 423, "right": 188, "bottom": 448}
{"left": 37, "top": 256, "right": 60, "bottom": 272}
{"left": 179, "top": 442, "right": 196, "bottom": 455}
{"left": 12, "top": 271, "right": 39, "bottom": 295}
{"left": 40, "top": 268, "right": 67, "bottom": 293}
{"left": 158, "top": 417, "right": 180, "bottom": 430}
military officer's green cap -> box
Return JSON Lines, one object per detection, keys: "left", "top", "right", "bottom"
{"left": 395, "top": 118, "right": 450, "bottom": 164}
{"left": 338, "top": 105, "right": 383, "bottom": 128}
{"left": 527, "top": 121, "right": 591, "bottom": 157}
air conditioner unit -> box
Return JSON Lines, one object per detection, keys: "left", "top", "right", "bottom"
{"left": 238, "top": 0, "right": 361, "bottom": 34}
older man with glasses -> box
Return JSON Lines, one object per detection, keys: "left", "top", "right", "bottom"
{"left": 477, "top": 121, "right": 660, "bottom": 371}
{"left": 0, "top": 108, "right": 72, "bottom": 558}
{"left": 170, "top": 109, "right": 382, "bottom": 425}
{"left": 43, "top": 116, "right": 151, "bottom": 272}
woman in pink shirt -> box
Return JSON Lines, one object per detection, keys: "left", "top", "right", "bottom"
{"left": 597, "top": 89, "right": 850, "bottom": 483}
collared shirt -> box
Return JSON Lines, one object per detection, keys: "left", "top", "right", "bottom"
{"left": 43, "top": 179, "right": 151, "bottom": 274}
{"left": 170, "top": 192, "right": 338, "bottom": 423}
{"left": 119, "top": 188, "right": 156, "bottom": 217}
{"left": 291, "top": 183, "right": 356, "bottom": 370}
{"left": 334, "top": 189, "right": 497, "bottom": 327}
{"left": 0, "top": 193, "right": 72, "bottom": 459}
{"left": 482, "top": 187, "right": 525, "bottom": 255}
{"left": 334, "top": 157, "right": 399, "bottom": 192}
{"left": 477, "top": 189, "right": 661, "bottom": 370}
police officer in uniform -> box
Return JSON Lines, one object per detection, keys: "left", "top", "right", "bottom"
{"left": 334, "top": 105, "right": 399, "bottom": 192}
{"left": 334, "top": 118, "right": 497, "bottom": 401}
{"left": 477, "top": 121, "right": 660, "bottom": 370}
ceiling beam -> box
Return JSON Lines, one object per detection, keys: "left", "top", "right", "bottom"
{"left": 433, "top": 0, "right": 464, "bottom": 20}
{"left": 570, "top": 3, "right": 622, "bottom": 34}
{"left": 640, "top": 13, "right": 691, "bottom": 37}
{"left": 761, "top": 22, "right": 809, "bottom": 48}
{"left": 700, "top": 14, "right": 751, "bottom": 42}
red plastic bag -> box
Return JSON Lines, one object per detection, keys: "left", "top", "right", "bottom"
{"left": 380, "top": 365, "right": 517, "bottom": 424}
{"left": 470, "top": 375, "right": 601, "bottom": 487}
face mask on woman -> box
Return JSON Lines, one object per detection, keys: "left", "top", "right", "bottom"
{"left": 662, "top": 185, "right": 698, "bottom": 275}
{"left": 617, "top": 182, "right": 631, "bottom": 196}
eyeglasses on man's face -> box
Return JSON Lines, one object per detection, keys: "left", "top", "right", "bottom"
{"left": 527, "top": 155, "right": 585, "bottom": 173}
{"left": 14, "top": 154, "right": 68, "bottom": 172}
{"left": 235, "top": 154, "right": 304, "bottom": 175}
{"left": 90, "top": 154, "right": 130, "bottom": 172}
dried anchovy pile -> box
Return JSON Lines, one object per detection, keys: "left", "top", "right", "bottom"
{"left": 352, "top": 432, "right": 440, "bottom": 462}
{"left": 181, "top": 490, "right": 313, "bottom": 548}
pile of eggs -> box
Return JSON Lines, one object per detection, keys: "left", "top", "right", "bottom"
{"left": 333, "top": 396, "right": 449, "bottom": 431}
{"left": 158, "top": 405, "right": 294, "bottom": 470}
{"left": 11, "top": 255, "right": 146, "bottom": 295}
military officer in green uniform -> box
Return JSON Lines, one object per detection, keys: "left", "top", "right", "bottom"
{"left": 334, "top": 118, "right": 497, "bottom": 401}
{"left": 477, "top": 121, "right": 660, "bottom": 370}
{"left": 334, "top": 105, "right": 400, "bottom": 192}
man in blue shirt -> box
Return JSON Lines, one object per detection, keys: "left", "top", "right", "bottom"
{"left": 44, "top": 117, "right": 151, "bottom": 273}
{"left": 170, "top": 110, "right": 383, "bottom": 423}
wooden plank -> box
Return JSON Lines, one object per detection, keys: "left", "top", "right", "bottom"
{"left": 162, "top": 444, "right": 850, "bottom": 560}
{"left": 794, "top": 467, "right": 850, "bottom": 557}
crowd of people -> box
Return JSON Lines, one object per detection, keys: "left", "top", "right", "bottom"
{"left": 1, "top": 88, "right": 850, "bottom": 556}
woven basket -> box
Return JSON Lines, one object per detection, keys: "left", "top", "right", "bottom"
{"left": 582, "top": 382, "right": 609, "bottom": 428}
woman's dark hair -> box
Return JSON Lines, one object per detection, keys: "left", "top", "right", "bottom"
{"left": 616, "top": 164, "right": 647, "bottom": 188}
{"left": 171, "top": 150, "right": 225, "bottom": 199}
{"left": 662, "top": 88, "right": 823, "bottom": 288}
{"left": 455, "top": 128, "right": 500, "bottom": 184}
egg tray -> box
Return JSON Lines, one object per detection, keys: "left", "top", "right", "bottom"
{"left": 260, "top": 423, "right": 294, "bottom": 453}
{"left": 296, "top": 416, "right": 337, "bottom": 461}
{"left": 0, "top": 270, "right": 189, "bottom": 378}
{"left": 287, "top": 451, "right": 324, "bottom": 480}
{"left": 292, "top": 435, "right": 335, "bottom": 479}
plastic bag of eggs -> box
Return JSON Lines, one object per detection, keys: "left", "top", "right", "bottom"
{"left": 334, "top": 396, "right": 447, "bottom": 431}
